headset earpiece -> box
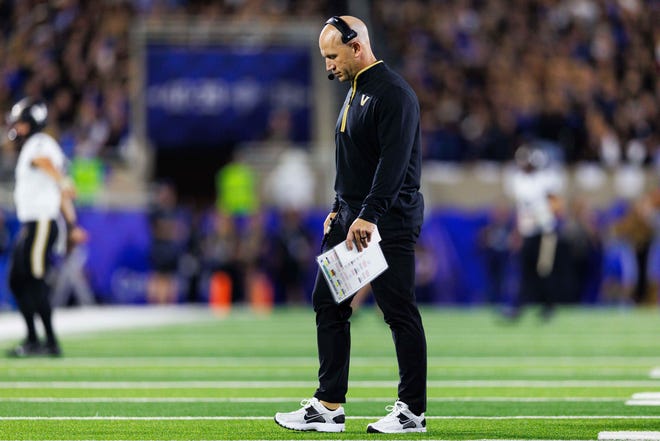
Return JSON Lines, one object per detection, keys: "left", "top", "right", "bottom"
{"left": 324, "top": 16, "right": 357, "bottom": 44}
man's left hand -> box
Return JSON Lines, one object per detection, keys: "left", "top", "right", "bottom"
{"left": 346, "top": 218, "right": 375, "bottom": 252}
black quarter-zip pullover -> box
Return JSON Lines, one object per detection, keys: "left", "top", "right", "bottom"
{"left": 332, "top": 61, "right": 424, "bottom": 229}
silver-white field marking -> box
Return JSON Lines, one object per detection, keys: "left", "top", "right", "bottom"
{"left": 599, "top": 432, "right": 660, "bottom": 440}
{"left": 0, "top": 396, "right": 624, "bottom": 403}
{"left": 0, "top": 438, "right": 589, "bottom": 441}
{"left": 1, "top": 380, "right": 659, "bottom": 388}
{"left": 3, "top": 355, "right": 659, "bottom": 366}
{"left": 1, "top": 416, "right": 659, "bottom": 420}
{"left": 625, "top": 400, "right": 660, "bottom": 406}
{"left": 625, "top": 392, "right": 660, "bottom": 406}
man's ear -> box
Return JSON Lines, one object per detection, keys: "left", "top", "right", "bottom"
{"left": 350, "top": 41, "right": 361, "bottom": 57}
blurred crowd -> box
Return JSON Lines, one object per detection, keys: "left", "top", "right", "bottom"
{"left": 141, "top": 144, "right": 660, "bottom": 309}
{"left": 373, "top": 0, "right": 659, "bottom": 165}
{"left": 0, "top": 0, "right": 342, "bottom": 180}
{"left": 1, "top": 0, "right": 657, "bottom": 170}
{"left": 479, "top": 184, "right": 660, "bottom": 310}
{"left": 0, "top": 0, "right": 132, "bottom": 174}
{"left": 143, "top": 177, "right": 319, "bottom": 306}
{"left": 0, "top": 1, "right": 659, "bottom": 309}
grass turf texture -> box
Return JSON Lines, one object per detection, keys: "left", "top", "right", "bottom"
{"left": 1, "top": 306, "right": 660, "bottom": 440}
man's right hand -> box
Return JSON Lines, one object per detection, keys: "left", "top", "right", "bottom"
{"left": 323, "top": 212, "right": 338, "bottom": 235}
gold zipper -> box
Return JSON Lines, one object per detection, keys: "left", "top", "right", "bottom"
{"left": 339, "top": 61, "right": 383, "bottom": 133}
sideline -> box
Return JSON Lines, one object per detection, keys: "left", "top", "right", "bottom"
{"left": 2, "top": 380, "right": 660, "bottom": 388}
{"left": 0, "top": 396, "right": 624, "bottom": 403}
{"left": 1, "top": 415, "right": 659, "bottom": 420}
{"left": 0, "top": 305, "right": 217, "bottom": 342}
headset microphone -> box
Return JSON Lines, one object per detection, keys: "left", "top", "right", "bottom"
{"left": 328, "top": 73, "right": 335, "bottom": 80}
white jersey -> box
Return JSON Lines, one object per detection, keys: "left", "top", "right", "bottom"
{"left": 507, "top": 167, "right": 564, "bottom": 237}
{"left": 14, "top": 132, "right": 65, "bottom": 222}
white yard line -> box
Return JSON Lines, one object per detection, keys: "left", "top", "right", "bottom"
{"left": 625, "top": 392, "right": 660, "bottom": 406}
{"left": 631, "top": 393, "right": 660, "bottom": 399}
{"left": 626, "top": 400, "right": 660, "bottom": 406}
{"left": 1, "top": 380, "right": 659, "bottom": 388}
{"left": 0, "top": 415, "right": 658, "bottom": 420}
{"left": 3, "top": 356, "right": 659, "bottom": 367}
{"left": 599, "top": 432, "right": 660, "bottom": 440}
{"left": 0, "top": 439, "right": 592, "bottom": 441}
{"left": 0, "top": 397, "right": 623, "bottom": 403}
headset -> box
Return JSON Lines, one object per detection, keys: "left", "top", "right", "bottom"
{"left": 324, "top": 16, "right": 358, "bottom": 80}
{"left": 324, "top": 16, "right": 357, "bottom": 44}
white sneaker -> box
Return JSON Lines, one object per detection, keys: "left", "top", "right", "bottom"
{"left": 366, "top": 400, "right": 426, "bottom": 433}
{"left": 274, "top": 397, "right": 345, "bottom": 432}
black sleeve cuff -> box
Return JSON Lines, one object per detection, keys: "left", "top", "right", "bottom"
{"left": 358, "top": 206, "right": 379, "bottom": 225}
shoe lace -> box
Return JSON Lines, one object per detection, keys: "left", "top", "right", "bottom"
{"left": 299, "top": 398, "right": 313, "bottom": 407}
{"left": 382, "top": 401, "right": 407, "bottom": 420}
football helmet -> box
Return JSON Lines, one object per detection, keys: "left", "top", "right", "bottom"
{"left": 7, "top": 97, "right": 48, "bottom": 139}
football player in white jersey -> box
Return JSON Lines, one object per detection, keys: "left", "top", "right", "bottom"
{"left": 6, "top": 97, "right": 87, "bottom": 357}
{"left": 505, "top": 145, "right": 566, "bottom": 320}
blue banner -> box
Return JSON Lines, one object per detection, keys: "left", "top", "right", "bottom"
{"left": 146, "top": 44, "right": 312, "bottom": 148}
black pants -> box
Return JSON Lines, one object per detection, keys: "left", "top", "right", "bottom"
{"left": 312, "top": 208, "right": 427, "bottom": 415}
{"left": 517, "top": 232, "right": 568, "bottom": 311}
{"left": 8, "top": 220, "right": 59, "bottom": 345}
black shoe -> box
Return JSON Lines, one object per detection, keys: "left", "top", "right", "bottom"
{"left": 539, "top": 306, "right": 555, "bottom": 322}
{"left": 7, "top": 341, "right": 43, "bottom": 358}
{"left": 499, "top": 306, "right": 522, "bottom": 322}
{"left": 43, "top": 342, "right": 62, "bottom": 357}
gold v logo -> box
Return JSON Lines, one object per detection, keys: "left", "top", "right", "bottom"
{"left": 360, "top": 95, "right": 370, "bottom": 106}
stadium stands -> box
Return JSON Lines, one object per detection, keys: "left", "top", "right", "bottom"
{"left": 0, "top": 1, "right": 658, "bottom": 307}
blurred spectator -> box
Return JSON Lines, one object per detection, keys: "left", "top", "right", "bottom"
{"left": 267, "top": 208, "right": 314, "bottom": 304}
{"left": 265, "top": 146, "right": 316, "bottom": 212}
{"left": 414, "top": 238, "right": 439, "bottom": 304}
{"left": 147, "top": 181, "right": 187, "bottom": 303}
{"left": 179, "top": 207, "right": 204, "bottom": 303}
{"left": 373, "top": 0, "right": 659, "bottom": 165}
{"left": 215, "top": 159, "right": 259, "bottom": 217}
{"left": 239, "top": 211, "right": 273, "bottom": 309}
{"left": 601, "top": 223, "right": 638, "bottom": 305}
{"left": 51, "top": 239, "right": 95, "bottom": 307}
{"left": 200, "top": 209, "right": 242, "bottom": 304}
{"left": 563, "top": 196, "right": 603, "bottom": 303}
{"left": 649, "top": 188, "right": 660, "bottom": 301}
{"left": 478, "top": 201, "right": 515, "bottom": 305}
{"left": 610, "top": 193, "right": 656, "bottom": 304}
{"left": 0, "top": 209, "right": 12, "bottom": 310}
{"left": 0, "top": 210, "right": 10, "bottom": 257}
{"left": 600, "top": 173, "right": 660, "bottom": 308}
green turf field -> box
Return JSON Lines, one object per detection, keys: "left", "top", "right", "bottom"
{"left": 1, "top": 306, "right": 660, "bottom": 440}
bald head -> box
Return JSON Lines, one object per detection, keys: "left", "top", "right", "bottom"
{"left": 319, "top": 16, "right": 377, "bottom": 82}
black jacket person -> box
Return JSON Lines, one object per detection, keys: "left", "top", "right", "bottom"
{"left": 275, "top": 15, "right": 427, "bottom": 434}
{"left": 332, "top": 60, "right": 424, "bottom": 232}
